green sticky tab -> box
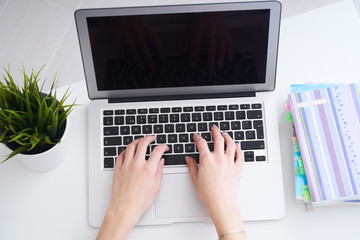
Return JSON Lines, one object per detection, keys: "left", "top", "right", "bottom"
{"left": 285, "top": 112, "right": 293, "bottom": 123}
{"left": 300, "top": 168, "right": 306, "bottom": 175}
{"left": 293, "top": 143, "right": 300, "bottom": 152}
{"left": 295, "top": 167, "right": 301, "bottom": 175}
{"left": 297, "top": 158, "right": 303, "bottom": 168}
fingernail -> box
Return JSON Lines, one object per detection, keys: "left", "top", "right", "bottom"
{"left": 185, "top": 156, "right": 189, "bottom": 163}
{"left": 161, "top": 158, "right": 165, "bottom": 165}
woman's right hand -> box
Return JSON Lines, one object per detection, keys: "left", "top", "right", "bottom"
{"left": 185, "top": 125, "right": 246, "bottom": 239}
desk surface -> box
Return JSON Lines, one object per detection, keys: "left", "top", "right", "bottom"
{"left": 1, "top": 1, "right": 360, "bottom": 239}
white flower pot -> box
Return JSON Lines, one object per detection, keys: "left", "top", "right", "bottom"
{"left": 5, "top": 118, "right": 70, "bottom": 173}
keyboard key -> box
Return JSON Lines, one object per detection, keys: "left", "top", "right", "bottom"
{"left": 165, "top": 124, "right": 175, "bottom": 133}
{"left": 245, "top": 156, "right": 254, "bottom": 162}
{"left": 104, "top": 147, "right": 116, "bottom": 156}
{"left": 172, "top": 107, "right": 182, "bottom": 112}
{"left": 234, "top": 131, "right": 244, "bottom": 140}
{"left": 174, "top": 144, "right": 184, "bottom": 153}
{"left": 104, "top": 158, "right": 114, "bottom": 168}
{"left": 123, "top": 136, "right": 133, "bottom": 145}
{"left": 149, "top": 108, "right": 159, "bottom": 113}
{"left": 103, "top": 117, "right": 113, "bottom": 125}
{"left": 179, "top": 134, "right": 189, "bottom": 142}
{"left": 183, "top": 107, "right": 193, "bottom": 112}
{"left": 168, "top": 134, "right": 178, "bottom": 143}
{"left": 229, "top": 105, "right": 239, "bottom": 110}
{"left": 220, "top": 122, "right": 230, "bottom": 131}
{"left": 256, "top": 156, "right": 266, "bottom": 161}
{"left": 195, "top": 106, "right": 205, "bottom": 111}
{"left": 254, "top": 120, "right": 264, "bottom": 139}
{"left": 162, "top": 154, "right": 199, "bottom": 165}
{"left": 154, "top": 125, "right": 163, "bottom": 133}
{"left": 148, "top": 115, "right": 158, "bottom": 123}
{"left": 176, "top": 124, "right": 186, "bottom": 132}
{"left": 181, "top": 113, "right": 191, "bottom": 122}
{"left": 104, "top": 127, "right": 119, "bottom": 136}
{"left": 126, "top": 116, "right": 136, "bottom": 124}
{"left": 214, "top": 112, "right": 224, "bottom": 120}
{"left": 120, "top": 126, "right": 130, "bottom": 135}
{"left": 203, "top": 112, "right": 213, "bottom": 121}
{"left": 247, "top": 110, "right": 263, "bottom": 119}
{"left": 167, "top": 145, "right": 173, "bottom": 153}
{"left": 227, "top": 131, "right": 234, "bottom": 139}
{"left": 118, "top": 146, "right": 126, "bottom": 154}
{"left": 209, "top": 122, "right": 219, "bottom": 129}
{"left": 246, "top": 130, "right": 256, "bottom": 139}
{"left": 126, "top": 109, "right": 136, "bottom": 114}
{"left": 142, "top": 125, "right": 152, "bottom": 134}
{"left": 137, "top": 115, "right": 147, "bottom": 124}
{"left": 157, "top": 135, "right": 166, "bottom": 143}
{"left": 115, "top": 110, "right": 125, "bottom": 115}
{"left": 138, "top": 109, "right": 148, "bottom": 114}
{"left": 240, "top": 104, "right": 250, "bottom": 109}
{"left": 185, "top": 143, "right": 195, "bottom": 153}
{"left": 161, "top": 108, "right": 171, "bottom": 113}
{"left": 244, "top": 151, "right": 254, "bottom": 157}
{"left": 134, "top": 135, "right": 144, "bottom": 139}
{"left": 231, "top": 121, "right": 241, "bottom": 130}
{"left": 217, "top": 105, "right": 227, "bottom": 110}
{"left": 103, "top": 110, "right": 113, "bottom": 115}
{"left": 251, "top": 103, "right": 262, "bottom": 109}
{"left": 241, "top": 140, "right": 265, "bottom": 150}
{"left": 104, "top": 137, "right": 122, "bottom": 146}
{"left": 201, "top": 132, "right": 211, "bottom": 141}
{"left": 207, "top": 142, "right": 214, "bottom": 151}
{"left": 242, "top": 121, "right": 252, "bottom": 129}
{"left": 115, "top": 116, "right": 124, "bottom": 125}
{"left": 198, "top": 123, "right": 208, "bottom": 132}
{"left": 225, "top": 112, "right": 235, "bottom": 120}
{"left": 187, "top": 123, "right": 197, "bottom": 132}
{"left": 159, "top": 115, "right": 169, "bottom": 123}
{"left": 170, "top": 114, "right": 180, "bottom": 123}
{"left": 206, "top": 106, "right": 216, "bottom": 111}
{"left": 192, "top": 113, "right": 202, "bottom": 122}
{"left": 131, "top": 126, "right": 141, "bottom": 134}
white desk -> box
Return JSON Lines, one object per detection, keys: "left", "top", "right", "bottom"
{"left": 1, "top": 1, "right": 360, "bottom": 239}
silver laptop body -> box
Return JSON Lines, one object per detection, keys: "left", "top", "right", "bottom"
{"left": 75, "top": 1, "right": 285, "bottom": 227}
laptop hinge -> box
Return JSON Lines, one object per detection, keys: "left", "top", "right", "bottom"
{"left": 108, "top": 92, "right": 256, "bottom": 103}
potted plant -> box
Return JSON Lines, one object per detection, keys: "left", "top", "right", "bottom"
{"left": 0, "top": 66, "right": 75, "bottom": 172}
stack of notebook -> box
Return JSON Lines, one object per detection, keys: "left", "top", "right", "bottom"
{"left": 287, "top": 83, "right": 360, "bottom": 210}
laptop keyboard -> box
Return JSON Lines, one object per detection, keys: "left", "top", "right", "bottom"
{"left": 102, "top": 103, "right": 266, "bottom": 169}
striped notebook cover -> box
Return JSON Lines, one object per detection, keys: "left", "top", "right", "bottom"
{"left": 288, "top": 83, "right": 360, "bottom": 203}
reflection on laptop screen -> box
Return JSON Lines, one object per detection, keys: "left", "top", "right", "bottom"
{"left": 87, "top": 10, "right": 270, "bottom": 91}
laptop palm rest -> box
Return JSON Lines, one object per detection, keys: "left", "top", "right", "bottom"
{"left": 155, "top": 173, "right": 208, "bottom": 218}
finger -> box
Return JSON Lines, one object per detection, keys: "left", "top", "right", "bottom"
{"left": 211, "top": 125, "right": 224, "bottom": 153}
{"left": 193, "top": 133, "right": 210, "bottom": 155}
{"left": 235, "top": 143, "right": 244, "bottom": 167}
{"left": 223, "top": 132, "right": 236, "bottom": 161}
{"left": 134, "top": 135, "right": 155, "bottom": 160}
{"left": 155, "top": 158, "right": 165, "bottom": 191}
{"left": 206, "top": 29, "right": 216, "bottom": 72}
{"left": 147, "top": 144, "right": 169, "bottom": 169}
{"left": 124, "top": 139, "right": 141, "bottom": 165}
{"left": 185, "top": 156, "right": 198, "bottom": 184}
{"left": 114, "top": 150, "right": 126, "bottom": 171}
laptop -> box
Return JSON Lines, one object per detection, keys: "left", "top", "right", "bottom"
{"left": 75, "top": 0, "right": 285, "bottom": 227}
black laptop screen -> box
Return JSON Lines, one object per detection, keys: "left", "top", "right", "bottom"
{"left": 87, "top": 10, "right": 270, "bottom": 91}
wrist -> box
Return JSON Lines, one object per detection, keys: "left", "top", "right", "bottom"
{"left": 206, "top": 200, "right": 244, "bottom": 237}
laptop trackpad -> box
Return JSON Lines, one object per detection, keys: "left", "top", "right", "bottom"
{"left": 155, "top": 173, "right": 208, "bottom": 218}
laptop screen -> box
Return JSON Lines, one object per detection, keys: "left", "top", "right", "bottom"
{"left": 75, "top": 2, "right": 281, "bottom": 100}
{"left": 87, "top": 10, "right": 270, "bottom": 91}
